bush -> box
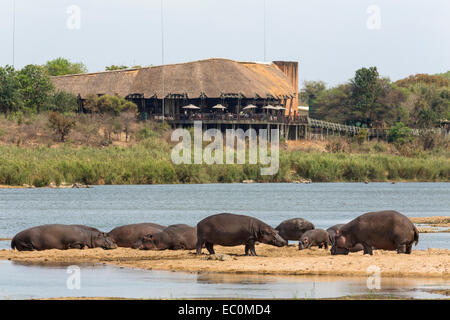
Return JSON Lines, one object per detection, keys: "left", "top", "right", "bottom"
{"left": 48, "top": 112, "right": 76, "bottom": 142}
{"left": 387, "top": 122, "right": 412, "bottom": 145}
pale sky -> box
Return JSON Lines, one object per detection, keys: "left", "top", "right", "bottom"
{"left": 0, "top": 0, "right": 449, "bottom": 88}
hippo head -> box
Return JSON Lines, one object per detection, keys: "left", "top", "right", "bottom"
{"left": 298, "top": 235, "right": 309, "bottom": 250}
{"left": 93, "top": 232, "right": 117, "bottom": 250}
{"left": 259, "top": 227, "right": 287, "bottom": 247}
{"left": 134, "top": 233, "right": 169, "bottom": 250}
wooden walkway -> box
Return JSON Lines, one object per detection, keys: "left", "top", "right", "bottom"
{"left": 166, "top": 117, "right": 449, "bottom": 141}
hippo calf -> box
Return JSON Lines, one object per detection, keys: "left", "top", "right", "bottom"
{"left": 275, "top": 218, "right": 315, "bottom": 244}
{"left": 196, "top": 213, "right": 287, "bottom": 256}
{"left": 334, "top": 210, "right": 419, "bottom": 255}
{"left": 11, "top": 224, "right": 117, "bottom": 251}
{"left": 108, "top": 223, "right": 165, "bottom": 248}
{"left": 133, "top": 224, "right": 197, "bottom": 250}
{"left": 327, "top": 224, "right": 364, "bottom": 255}
{"left": 298, "top": 229, "right": 330, "bottom": 250}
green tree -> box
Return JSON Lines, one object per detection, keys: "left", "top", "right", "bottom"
{"left": 47, "top": 91, "right": 79, "bottom": 113}
{"left": 0, "top": 65, "right": 22, "bottom": 115}
{"left": 43, "top": 58, "right": 87, "bottom": 76}
{"left": 84, "top": 95, "right": 137, "bottom": 116}
{"left": 299, "top": 81, "right": 326, "bottom": 105}
{"left": 350, "top": 67, "right": 383, "bottom": 126}
{"left": 313, "top": 84, "right": 353, "bottom": 123}
{"left": 387, "top": 122, "right": 412, "bottom": 145}
{"left": 16, "top": 65, "right": 54, "bottom": 114}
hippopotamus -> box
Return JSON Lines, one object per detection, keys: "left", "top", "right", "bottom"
{"left": 274, "top": 218, "right": 315, "bottom": 244}
{"left": 108, "top": 223, "right": 165, "bottom": 248}
{"left": 132, "top": 224, "right": 197, "bottom": 250}
{"left": 298, "top": 229, "right": 330, "bottom": 250}
{"left": 11, "top": 224, "right": 117, "bottom": 251}
{"left": 334, "top": 210, "right": 419, "bottom": 255}
{"left": 196, "top": 213, "right": 287, "bottom": 256}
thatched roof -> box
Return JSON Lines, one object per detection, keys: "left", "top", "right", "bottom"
{"left": 51, "top": 58, "right": 297, "bottom": 100}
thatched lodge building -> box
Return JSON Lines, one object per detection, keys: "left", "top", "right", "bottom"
{"left": 51, "top": 58, "right": 299, "bottom": 121}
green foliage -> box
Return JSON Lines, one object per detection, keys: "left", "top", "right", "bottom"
{"left": 0, "top": 65, "right": 22, "bottom": 114}
{"left": 16, "top": 65, "right": 54, "bottom": 114}
{"left": 387, "top": 122, "right": 412, "bottom": 145}
{"left": 47, "top": 91, "right": 79, "bottom": 113}
{"left": 135, "top": 127, "right": 160, "bottom": 141}
{"left": 437, "top": 71, "right": 450, "bottom": 80}
{"left": 299, "top": 80, "right": 326, "bottom": 108}
{"left": 84, "top": 95, "right": 137, "bottom": 116}
{"left": 396, "top": 73, "right": 449, "bottom": 88}
{"left": 43, "top": 57, "right": 87, "bottom": 76}
{"left": 356, "top": 129, "right": 368, "bottom": 145}
{"left": 350, "top": 67, "right": 383, "bottom": 126}
{"left": 105, "top": 65, "right": 142, "bottom": 71}
{"left": 309, "top": 67, "right": 411, "bottom": 128}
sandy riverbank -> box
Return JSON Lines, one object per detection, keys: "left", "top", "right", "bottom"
{"left": 1, "top": 245, "right": 449, "bottom": 278}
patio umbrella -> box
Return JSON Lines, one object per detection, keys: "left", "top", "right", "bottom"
{"left": 243, "top": 104, "right": 257, "bottom": 110}
{"left": 182, "top": 104, "right": 200, "bottom": 110}
{"left": 212, "top": 104, "right": 226, "bottom": 110}
{"left": 262, "top": 105, "right": 276, "bottom": 110}
{"left": 274, "top": 105, "right": 286, "bottom": 110}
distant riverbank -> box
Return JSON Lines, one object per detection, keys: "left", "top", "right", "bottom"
{"left": 0, "top": 142, "right": 449, "bottom": 187}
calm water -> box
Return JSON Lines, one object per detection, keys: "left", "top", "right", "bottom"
{"left": 0, "top": 183, "right": 449, "bottom": 299}
{"left": 0, "top": 261, "right": 448, "bottom": 300}
{"left": 0, "top": 183, "right": 449, "bottom": 249}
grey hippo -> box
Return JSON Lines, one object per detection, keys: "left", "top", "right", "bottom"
{"left": 196, "top": 213, "right": 287, "bottom": 256}
{"left": 132, "top": 224, "right": 197, "bottom": 250}
{"left": 11, "top": 224, "right": 117, "bottom": 251}
{"left": 334, "top": 210, "right": 419, "bottom": 255}
{"left": 298, "top": 229, "right": 330, "bottom": 250}
{"left": 275, "top": 218, "right": 315, "bottom": 244}
{"left": 108, "top": 223, "right": 165, "bottom": 248}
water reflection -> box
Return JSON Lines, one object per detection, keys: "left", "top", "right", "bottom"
{"left": 0, "top": 261, "right": 448, "bottom": 300}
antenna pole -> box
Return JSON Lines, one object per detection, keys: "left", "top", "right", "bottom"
{"left": 161, "top": 0, "right": 165, "bottom": 120}
{"left": 264, "top": 0, "right": 266, "bottom": 61}
{"left": 12, "top": 0, "right": 16, "bottom": 67}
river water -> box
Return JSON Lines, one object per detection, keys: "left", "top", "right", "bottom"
{"left": 0, "top": 183, "right": 449, "bottom": 299}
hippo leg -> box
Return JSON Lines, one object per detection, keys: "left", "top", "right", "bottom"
{"left": 205, "top": 242, "right": 215, "bottom": 255}
{"left": 396, "top": 244, "right": 407, "bottom": 254}
{"left": 196, "top": 238, "right": 204, "bottom": 255}
{"left": 68, "top": 243, "right": 85, "bottom": 249}
{"left": 16, "top": 242, "right": 35, "bottom": 251}
{"left": 362, "top": 243, "right": 373, "bottom": 255}
{"left": 245, "top": 240, "right": 257, "bottom": 256}
{"left": 405, "top": 244, "right": 412, "bottom": 254}
{"left": 318, "top": 244, "right": 323, "bottom": 249}
{"left": 323, "top": 242, "right": 328, "bottom": 250}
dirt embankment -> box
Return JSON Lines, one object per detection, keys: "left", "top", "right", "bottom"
{"left": 1, "top": 245, "right": 449, "bottom": 278}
